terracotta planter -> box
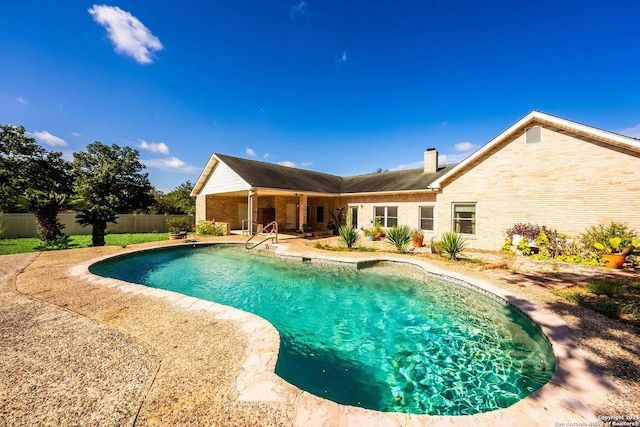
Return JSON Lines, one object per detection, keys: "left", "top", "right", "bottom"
{"left": 412, "top": 236, "right": 424, "bottom": 247}
{"left": 601, "top": 253, "right": 625, "bottom": 269}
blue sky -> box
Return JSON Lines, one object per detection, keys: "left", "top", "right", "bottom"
{"left": 2, "top": 1, "right": 639, "bottom": 192}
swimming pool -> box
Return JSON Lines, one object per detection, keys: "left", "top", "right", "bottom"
{"left": 90, "top": 244, "right": 555, "bottom": 415}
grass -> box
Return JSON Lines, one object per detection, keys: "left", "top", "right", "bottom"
{"left": 554, "top": 278, "right": 640, "bottom": 327}
{"left": 0, "top": 233, "right": 169, "bottom": 255}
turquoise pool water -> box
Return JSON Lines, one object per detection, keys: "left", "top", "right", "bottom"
{"left": 90, "top": 244, "right": 555, "bottom": 415}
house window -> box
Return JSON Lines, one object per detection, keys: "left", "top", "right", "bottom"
{"left": 316, "top": 206, "right": 325, "bottom": 223}
{"left": 453, "top": 204, "right": 476, "bottom": 235}
{"left": 419, "top": 206, "right": 434, "bottom": 231}
{"left": 374, "top": 206, "right": 398, "bottom": 228}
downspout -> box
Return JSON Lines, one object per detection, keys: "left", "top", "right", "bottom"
{"left": 248, "top": 189, "right": 254, "bottom": 234}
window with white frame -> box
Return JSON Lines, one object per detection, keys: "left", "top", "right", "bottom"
{"left": 452, "top": 204, "right": 476, "bottom": 235}
{"left": 374, "top": 206, "right": 398, "bottom": 228}
{"left": 419, "top": 206, "right": 434, "bottom": 231}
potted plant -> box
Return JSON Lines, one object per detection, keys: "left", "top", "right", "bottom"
{"left": 505, "top": 223, "right": 540, "bottom": 247}
{"left": 374, "top": 216, "right": 385, "bottom": 239}
{"left": 166, "top": 217, "right": 192, "bottom": 240}
{"left": 411, "top": 229, "right": 424, "bottom": 247}
{"left": 593, "top": 237, "right": 639, "bottom": 269}
{"left": 302, "top": 223, "right": 315, "bottom": 238}
{"left": 363, "top": 227, "right": 377, "bottom": 241}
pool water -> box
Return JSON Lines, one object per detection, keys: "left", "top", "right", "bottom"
{"left": 90, "top": 244, "right": 555, "bottom": 415}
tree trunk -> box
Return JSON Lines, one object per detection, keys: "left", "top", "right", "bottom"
{"left": 92, "top": 221, "right": 107, "bottom": 246}
{"left": 34, "top": 205, "right": 63, "bottom": 242}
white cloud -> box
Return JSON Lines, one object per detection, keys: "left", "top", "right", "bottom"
{"left": 619, "top": 124, "right": 640, "bottom": 138}
{"left": 88, "top": 4, "right": 163, "bottom": 64}
{"left": 393, "top": 161, "right": 423, "bottom": 171}
{"left": 139, "top": 140, "right": 170, "bottom": 154}
{"left": 290, "top": 1, "right": 310, "bottom": 22}
{"left": 454, "top": 141, "right": 478, "bottom": 153}
{"left": 26, "top": 130, "right": 68, "bottom": 147}
{"left": 245, "top": 147, "right": 257, "bottom": 157}
{"left": 438, "top": 153, "right": 469, "bottom": 165}
{"left": 144, "top": 156, "right": 197, "bottom": 172}
{"left": 335, "top": 50, "right": 348, "bottom": 66}
{"left": 278, "top": 160, "right": 298, "bottom": 168}
{"left": 17, "top": 96, "right": 27, "bottom": 104}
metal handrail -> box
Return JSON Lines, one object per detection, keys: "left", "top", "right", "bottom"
{"left": 245, "top": 221, "right": 278, "bottom": 249}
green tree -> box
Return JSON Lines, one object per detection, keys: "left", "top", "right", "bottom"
{"left": 72, "top": 142, "right": 154, "bottom": 246}
{"left": 75, "top": 206, "right": 118, "bottom": 247}
{"left": 152, "top": 181, "right": 196, "bottom": 214}
{"left": 1, "top": 125, "right": 73, "bottom": 243}
{"left": 0, "top": 124, "right": 72, "bottom": 212}
{"left": 18, "top": 190, "right": 70, "bottom": 242}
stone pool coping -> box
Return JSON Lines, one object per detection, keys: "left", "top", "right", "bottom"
{"left": 68, "top": 241, "right": 624, "bottom": 426}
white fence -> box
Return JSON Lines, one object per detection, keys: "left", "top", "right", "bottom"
{"left": 0, "top": 213, "right": 194, "bottom": 239}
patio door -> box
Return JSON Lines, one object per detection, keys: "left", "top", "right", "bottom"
{"left": 349, "top": 206, "right": 358, "bottom": 228}
{"left": 285, "top": 203, "right": 297, "bottom": 231}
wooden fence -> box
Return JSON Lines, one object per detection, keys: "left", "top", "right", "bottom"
{"left": 0, "top": 213, "right": 195, "bottom": 239}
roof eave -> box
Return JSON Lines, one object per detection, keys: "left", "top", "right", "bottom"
{"left": 190, "top": 153, "right": 221, "bottom": 197}
{"left": 429, "top": 110, "right": 640, "bottom": 189}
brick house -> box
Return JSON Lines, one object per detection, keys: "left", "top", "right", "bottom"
{"left": 191, "top": 111, "right": 640, "bottom": 250}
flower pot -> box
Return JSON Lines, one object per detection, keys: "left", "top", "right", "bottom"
{"left": 169, "top": 231, "right": 187, "bottom": 240}
{"left": 511, "top": 234, "right": 522, "bottom": 246}
{"left": 412, "top": 236, "right": 424, "bottom": 247}
{"left": 601, "top": 253, "right": 625, "bottom": 269}
{"left": 367, "top": 234, "right": 374, "bottom": 241}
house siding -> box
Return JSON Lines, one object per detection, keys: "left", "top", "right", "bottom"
{"left": 344, "top": 193, "right": 438, "bottom": 237}
{"left": 200, "top": 161, "right": 251, "bottom": 195}
{"left": 436, "top": 124, "right": 640, "bottom": 250}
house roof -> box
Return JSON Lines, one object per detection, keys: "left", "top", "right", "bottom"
{"left": 429, "top": 110, "right": 640, "bottom": 189}
{"left": 192, "top": 110, "right": 640, "bottom": 197}
{"left": 341, "top": 165, "right": 455, "bottom": 194}
{"left": 214, "top": 153, "right": 343, "bottom": 193}
{"left": 191, "top": 153, "right": 454, "bottom": 196}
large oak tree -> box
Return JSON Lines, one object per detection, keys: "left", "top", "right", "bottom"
{"left": 72, "top": 142, "right": 154, "bottom": 246}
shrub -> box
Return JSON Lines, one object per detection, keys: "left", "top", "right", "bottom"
{"left": 438, "top": 232, "right": 468, "bottom": 260}
{"left": 593, "top": 299, "right": 621, "bottom": 319}
{"left": 505, "top": 223, "right": 541, "bottom": 241}
{"left": 195, "top": 221, "right": 225, "bottom": 236}
{"left": 580, "top": 222, "right": 639, "bottom": 257}
{"left": 338, "top": 225, "right": 359, "bottom": 249}
{"left": 386, "top": 225, "right": 411, "bottom": 253}
{"left": 586, "top": 279, "right": 623, "bottom": 298}
{"left": 553, "top": 287, "right": 587, "bottom": 304}
{"left": 166, "top": 217, "right": 193, "bottom": 233}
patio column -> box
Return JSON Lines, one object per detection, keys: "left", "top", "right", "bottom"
{"left": 298, "top": 194, "right": 307, "bottom": 230}
{"left": 248, "top": 190, "right": 258, "bottom": 234}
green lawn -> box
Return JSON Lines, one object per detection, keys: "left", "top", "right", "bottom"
{"left": 0, "top": 233, "right": 169, "bottom": 256}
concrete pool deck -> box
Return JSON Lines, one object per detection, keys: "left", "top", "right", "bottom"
{"left": 1, "top": 236, "right": 638, "bottom": 426}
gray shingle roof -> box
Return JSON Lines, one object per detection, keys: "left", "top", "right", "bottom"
{"left": 214, "top": 153, "right": 455, "bottom": 194}
{"left": 215, "top": 154, "right": 343, "bottom": 193}
{"left": 341, "top": 164, "right": 456, "bottom": 193}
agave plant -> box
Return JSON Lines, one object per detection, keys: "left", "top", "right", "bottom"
{"left": 438, "top": 232, "right": 468, "bottom": 260}
{"left": 387, "top": 225, "right": 411, "bottom": 253}
{"left": 338, "top": 224, "right": 359, "bottom": 249}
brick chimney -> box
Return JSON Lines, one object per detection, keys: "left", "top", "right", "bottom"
{"left": 424, "top": 148, "right": 438, "bottom": 174}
